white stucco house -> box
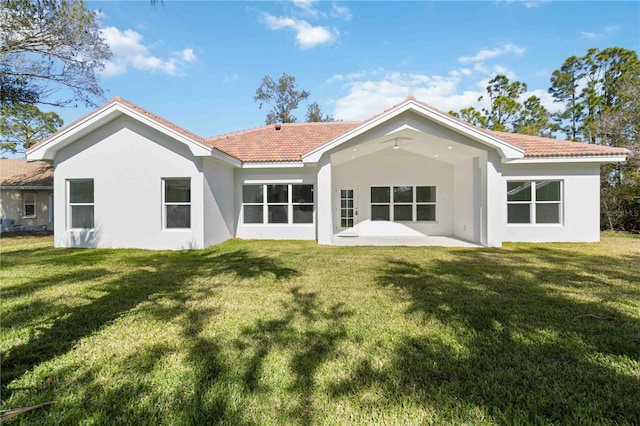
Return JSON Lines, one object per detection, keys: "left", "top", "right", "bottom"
{"left": 25, "top": 96, "right": 628, "bottom": 249}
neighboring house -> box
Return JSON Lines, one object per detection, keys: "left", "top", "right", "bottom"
{"left": 25, "top": 96, "right": 628, "bottom": 249}
{"left": 0, "top": 159, "right": 54, "bottom": 231}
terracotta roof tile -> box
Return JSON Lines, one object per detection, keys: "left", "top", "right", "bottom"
{"left": 486, "top": 130, "right": 630, "bottom": 157}
{"left": 206, "top": 121, "right": 363, "bottom": 162}
{"left": 0, "top": 159, "right": 53, "bottom": 187}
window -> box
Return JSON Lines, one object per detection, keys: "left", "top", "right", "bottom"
{"left": 507, "top": 180, "right": 562, "bottom": 224}
{"left": 242, "top": 184, "right": 314, "bottom": 224}
{"left": 68, "top": 179, "right": 94, "bottom": 229}
{"left": 371, "top": 187, "right": 390, "bottom": 221}
{"left": 267, "top": 184, "right": 288, "bottom": 223}
{"left": 371, "top": 186, "right": 436, "bottom": 222}
{"left": 292, "top": 184, "right": 314, "bottom": 224}
{"left": 22, "top": 192, "right": 36, "bottom": 218}
{"left": 164, "top": 179, "right": 191, "bottom": 228}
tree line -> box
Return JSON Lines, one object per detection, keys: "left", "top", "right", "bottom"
{"left": 449, "top": 47, "right": 639, "bottom": 233}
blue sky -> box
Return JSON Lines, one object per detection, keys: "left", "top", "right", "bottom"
{"left": 52, "top": 0, "right": 639, "bottom": 138}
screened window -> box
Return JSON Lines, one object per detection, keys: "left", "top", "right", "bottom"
{"left": 68, "top": 179, "right": 94, "bottom": 229}
{"left": 371, "top": 186, "right": 436, "bottom": 222}
{"left": 242, "top": 184, "right": 314, "bottom": 224}
{"left": 22, "top": 192, "right": 36, "bottom": 217}
{"left": 164, "top": 179, "right": 191, "bottom": 229}
{"left": 507, "top": 180, "right": 561, "bottom": 224}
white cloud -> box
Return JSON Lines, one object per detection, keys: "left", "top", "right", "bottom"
{"left": 579, "top": 25, "right": 618, "bottom": 40}
{"left": 458, "top": 43, "right": 525, "bottom": 63}
{"left": 292, "top": 0, "right": 318, "bottom": 15}
{"left": 99, "top": 26, "right": 196, "bottom": 77}
{"left": 331, "top": 2, "right": 352, "bottom": 20}
{"left": 262, "top": 14, "right": 336, "bottom": 49}
{"left": 181, "top": 48, "right": 196, "bottom": 62}
{"left": 333, "top": 71, "right": 491, "bottom": 121}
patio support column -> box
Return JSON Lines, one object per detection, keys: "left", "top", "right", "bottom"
{"left": 485, "top": 152, "right": 504, "bottom": 247}
{"left": 316, "top": 155, "right": 333, "bottom": 244}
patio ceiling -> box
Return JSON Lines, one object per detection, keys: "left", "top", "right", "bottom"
{"left": 330, "top": 127, "right": 486, "bottom": 166}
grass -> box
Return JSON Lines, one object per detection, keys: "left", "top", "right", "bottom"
{"left": 1, "top": 233, "right": 639, "bottom": 425}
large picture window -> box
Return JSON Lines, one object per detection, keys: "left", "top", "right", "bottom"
{"left": 242, "top": 184, "right": 314, "bottom": 224}
{"left": 68, "top": 179, "right": 94, "bottom": 229}
{"left": 507, "top": 180, "right": 562, "bottom": 224}
{"left": 22, "top": 192, "right": 36, "bottom": 218}
{"left": 371, "top": 186, "right": 436, "bottom": 222}
{"left": 164, "top": 179, "right": 191, "bottom": 229}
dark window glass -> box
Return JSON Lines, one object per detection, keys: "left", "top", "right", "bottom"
{"left": 292, "top": 185, "right": 313, "bottom": 203}
{"left": 166, "top": 205, "right": 190, "bottom": 228}
{"left": 394, "top": 205, "right": 412, "bottom": 221}
{"left": 536, "top": 203, "right": 560, "bottom": 223}
{"left": 416, "top": 186, "right": 436, "bottom": 203}
{"left": 267, "top": 185, "right": 288, "bottom": 203}
{"left": 371, "top": 205, "right": 390, "bottom": 221}
{"left": 507, "top": 182, "right": 531, "bottom": 202}
{"left": 508, "top": 204, "right": 530, "bottom": 223}
{"left": 268, "top": 205, "right": 288, "bottom": 223}
{"left": 417, "top": 205, "right": 436, "bottom": 221}
{"left": 393, "top": 186, "right": 413, "bottom": 203}
{"left": 243, "top": 185, "right": 263, "bottom": 203}
{"left": 243, "top": 205, "right": 263, "bottom": 224}
{"left": 536, "top": 181, "right": 560, "bottom": 202}
{"left": 293, "top": 205, "right": 313, "bottom": 223}
{"left": 165, "top": 180, "right": 190, "bottom": 203}
{"left": 71, "top": 205, "right": 94, "bottom": 228}
{"left": 70, "top": 180, "right": 94, "bottom": 203}
{"left": 371, "top": 187, "right": 390, "bottom": 203}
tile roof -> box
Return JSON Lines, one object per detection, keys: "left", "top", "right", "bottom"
{"left": 206, "top": 122, "right": 363, "bottom": 162}
{"left": 0, "top": 159, "right": 53, "bottom": 187}
{"left": 27, "top": 95, "right": 630, "bottom": 163}
{"left": 485, "top": 130, "right": 630, "bottom": 158}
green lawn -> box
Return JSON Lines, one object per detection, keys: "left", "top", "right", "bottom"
{"left": 1, "top": 233, "right": 639, "bottom": 425}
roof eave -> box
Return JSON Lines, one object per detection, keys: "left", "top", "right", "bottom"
{"left": 503, "top": 154, "right": 629, "bottom": 164}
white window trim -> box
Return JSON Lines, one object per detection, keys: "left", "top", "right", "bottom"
{"left": 162, "top": 178, "right": 192, "bottom": 230}
{"left": 507, "top": 180, "right": 563, "bottom": 225}
{"left": 371, "top": 185, "right": 437, "bottom": 222}
{"left": 67, "top": 179, "right": 94, "bottom": 230}
{"left": 242, "top": 183, "right": 314, "bottom": 225}
{"left": 22, "top": 191, "right": 36, "bottom": 218}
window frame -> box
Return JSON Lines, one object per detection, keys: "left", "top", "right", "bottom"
{"left": 22, "top": 191, "right": 36, "bottom": 218}
{"left": 163, "top": 178, "right": 191, "bottom": 230}
{"left": 242, "top": 183, "right": 314, "bottom": 225}
{"left": 67, "top": 179, "right": 95, "bottom": 230}
{"left": 507, "top": 180, "right": 563, "bottom": 225}
{"left": 371, "top": 185, "right": 437, "bottom": 222}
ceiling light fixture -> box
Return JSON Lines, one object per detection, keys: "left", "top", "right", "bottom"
{"left": 393, "top": 141, "right": 400, "bottom": 150}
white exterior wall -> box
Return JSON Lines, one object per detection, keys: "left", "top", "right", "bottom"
{"left": 453, "top": 157, "right": 483, "bottom": 243}
{"left": 234, "top": 167, "right": 317, "bottom": 240}
{"left": 332, "top": 149, "right": 454, "bottom": 237}
{"left": 500, "top": 162, "right": 602, "bottom": 243}
{"left": 54, "top": 116, "right": 205, "bottom": 249}
{"left": 203, "top": 157, "right": 235, "bottom": 246}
